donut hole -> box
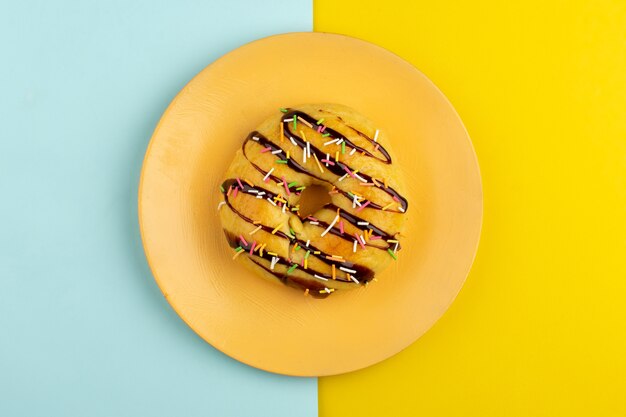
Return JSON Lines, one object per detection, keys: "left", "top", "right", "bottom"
{"left": 298, "top": 183, "right": 332, "bottom": 218}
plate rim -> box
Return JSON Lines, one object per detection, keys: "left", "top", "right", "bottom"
{"left": 138, "top": 31, "right": 483, "bottom": 376}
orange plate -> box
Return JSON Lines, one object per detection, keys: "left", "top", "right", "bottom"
{"left": 139, "top": 32, "right": 482, "bottom": 376}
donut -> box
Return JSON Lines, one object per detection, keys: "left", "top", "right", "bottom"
{"left": 217, "top": 103, "right": 408, "bottom": 298}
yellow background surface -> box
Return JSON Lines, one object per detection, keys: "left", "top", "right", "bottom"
{"left": 315, "top": 1, "right": 626, "bottom": 415}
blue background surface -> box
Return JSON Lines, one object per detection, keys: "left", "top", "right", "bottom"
{"left": 0, "top": 1, "right": 315, "bottom": 416}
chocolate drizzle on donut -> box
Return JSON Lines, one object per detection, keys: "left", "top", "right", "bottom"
{"left": 311, "top": 203, "right": 401, "bottom": 250}
{"left": 282, "top": 110, "right": 408, "bottom": 213}
{"left": 289, "top": 110, "right": 393, "bottom": 164}
{"left": 220, "top": 179, "right": 376, "bottom": 287}
{"left": 221, "top": 179, "right": 395, "bottom": 251}
{"left": 222, "top": 231, "right": 333, "bottom": 298}
{"left": 220, "top": 179, "right": 292, "bottom": 240}
{"left": 220, "top": 108, "right": 408, "bottom": 297}
{"left": 243, "top": 128, "right": 408, "bottom": 213}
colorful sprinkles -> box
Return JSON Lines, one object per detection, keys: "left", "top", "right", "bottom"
{"left": 218, "top": 107, "right": 406, "bottom": 296}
